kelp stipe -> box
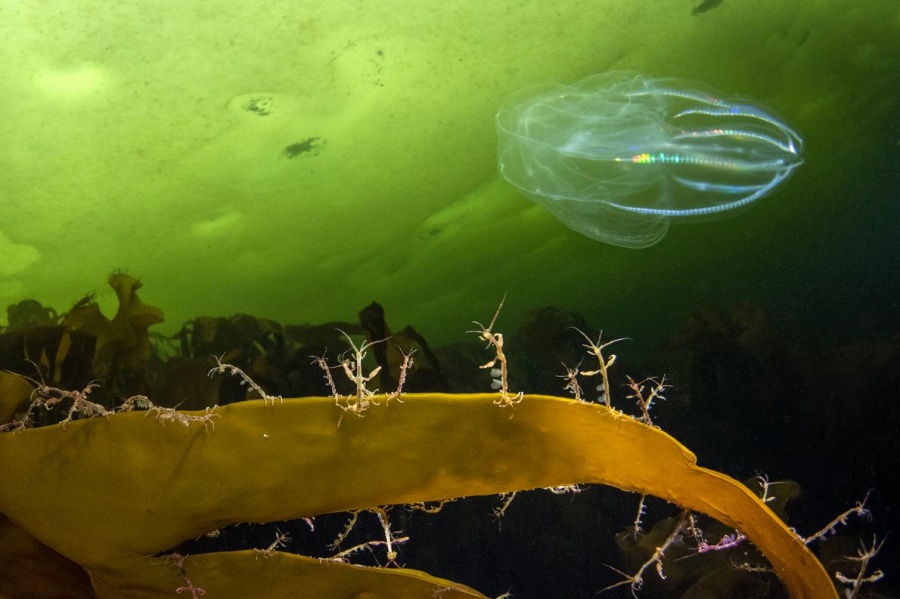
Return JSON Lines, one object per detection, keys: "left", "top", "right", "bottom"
{"left": 496, "top": 71, "right": 803, "bottom": 248}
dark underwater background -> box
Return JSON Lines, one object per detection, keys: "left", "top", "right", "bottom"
{"left": 1, "top": 1, "right": 898, "bottom": 597}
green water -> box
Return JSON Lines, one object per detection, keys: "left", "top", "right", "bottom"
{"left": 1, "top": 1, "right": 895, "bottom": 350}
{"left": 1, "top": 1, "right": 898, "bottom": 596}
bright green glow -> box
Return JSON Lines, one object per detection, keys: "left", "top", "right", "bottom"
{"left": 0, "top": 1, "right": 896, "bottom": 345}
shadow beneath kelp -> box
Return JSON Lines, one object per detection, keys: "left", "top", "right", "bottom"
{"left": 1, "top": 276, "right": 895, "bottom": 598}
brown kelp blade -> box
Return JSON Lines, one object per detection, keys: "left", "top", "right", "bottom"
{"left": 0, "top": 393, "right": 838, "bottom": 598}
